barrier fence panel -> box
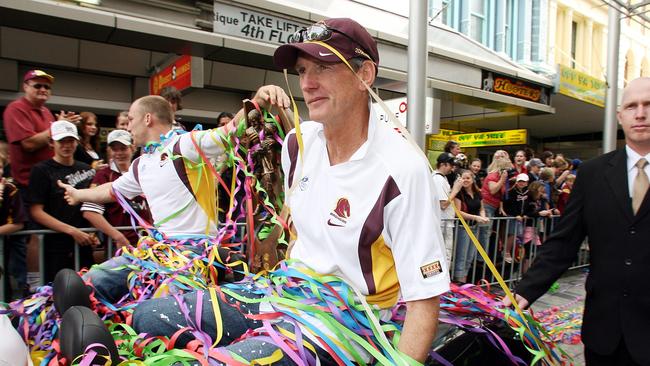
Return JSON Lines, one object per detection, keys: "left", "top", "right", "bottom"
{"left": 0, "top": 218, "right": 588, "bottom": 301}
{"left": 442, "top": 215, "right": 590, "bottom": 290}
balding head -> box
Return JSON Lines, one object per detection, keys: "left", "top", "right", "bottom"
{"left": 620, "top": 77, "right": 650, "bottom": 108}
{"left": 133, "top": 95, "right": 174, "bottom": 126}
{"left": 617, "top": 77, "right": 650, "bottom": 154}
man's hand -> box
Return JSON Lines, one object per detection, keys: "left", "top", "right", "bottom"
{"left": 56, "top": 111, "right": 82, "bottom": 124}
{"left": 57, "top": 180, "right": 81, "bottom": 205}
{"left": 66, "top": 227, "right": 99, "bottom": 246}
{"left": 502, "top": 293, "right": 530, "bottom": 309}
{"left": 253, "top": 85, "right": 290, "bottom": 111}
{"left": 91, "top": 159, "right": 108, "bottom": 171}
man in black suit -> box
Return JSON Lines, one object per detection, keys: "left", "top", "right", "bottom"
{"left": 505, "top": 77, "right": 650, "bottom": 366}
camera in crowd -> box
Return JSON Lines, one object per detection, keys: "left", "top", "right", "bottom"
{"left": 453, "top": 153, "right": 469, "bottom": 169}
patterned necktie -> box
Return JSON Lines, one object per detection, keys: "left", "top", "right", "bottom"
{"left": 632, "top": 158, "right": 649, "bottom": 214}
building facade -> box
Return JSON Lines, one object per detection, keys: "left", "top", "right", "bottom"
{"left": 1, "top": 0, "right": 556, "bottom": 165}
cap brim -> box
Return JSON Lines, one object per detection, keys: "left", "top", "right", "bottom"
{"left": 52, "top": 133, "right": 79, "bottom": 141}
{"left": 26, "top": 74, "right": 54, "bottom": 83}
{"left": 108, "top": 139, "right": 132, "bottom": 146}
{"left": 274, "top": 42, "right": 343, "bottom": 69}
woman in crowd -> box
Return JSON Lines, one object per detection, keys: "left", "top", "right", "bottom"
{"left": 552, "top": 156, "right": 571, "bottom": 189}
{"left": 540, "top": 150, "right": 555, "bottom": 168}
{"left": 115, "top": 111, "right": 129, "bottom": 130}
{"left": 451, "top": 169, "right": 489, "bottom": 283}
{"left": 477, "top": 153, "right": 513, "bottom": 260}
{"left": 470, "top": 158, "right": 483, "bottom": 188}
{"left": 74, "top": 112, "right": 106, "bottom": 170}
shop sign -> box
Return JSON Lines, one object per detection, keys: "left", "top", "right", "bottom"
{"left": 557, "top": 64, "right": 605, "bottom": 107}
{"left": 150, "top": 55, "right": 193, "bottom": 95}
{"left": 427, "top": 129, "right": 462, "bottom": 151}
{"left": 372, "top": 96, "right": 439, "bottom": 133}
{"left": 454, "top": 129, "right": 527, "bottom": 148}
{"left": 482, "top": 71, "right": 551, "bottom": 105}
{"left": 213, "top": 3, "right": 306, "bottom": 45}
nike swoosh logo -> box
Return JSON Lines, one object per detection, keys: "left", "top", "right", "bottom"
{"left": 327, "top": 219, "right": 344, "bottom": 227}
{"left": 319, "top": 51, "right": 334, "bottom": 57}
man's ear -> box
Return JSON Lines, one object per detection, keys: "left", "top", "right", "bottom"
{"left": 357, "top": 60, "right": 376, "bottom": 90}
{"left": 145, "top": 113, "right": 152, "bottom": 127}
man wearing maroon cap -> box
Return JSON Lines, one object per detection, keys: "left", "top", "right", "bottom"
{"left": 2, "top": 70, "right": 80, "bottom": 188}
{"left": 273, "top": 17, "right": 449, "bottom": 363}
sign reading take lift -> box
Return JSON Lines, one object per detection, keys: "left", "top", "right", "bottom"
{"left": 213, "top": 3, "right": 307, "bottom": 45}
{"left": 150, "top": 55, "right": 199, "bottom": 95}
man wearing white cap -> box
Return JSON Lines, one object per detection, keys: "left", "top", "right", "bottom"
{"left": 28, "top": 120, "right": 97, "bottom": 282}
{"left": 81, "top": 129, "right": 150, "bottom": 250}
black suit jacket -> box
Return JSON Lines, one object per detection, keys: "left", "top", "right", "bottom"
{"left": 517, "top": 148, "right": 650, "bottom": 364}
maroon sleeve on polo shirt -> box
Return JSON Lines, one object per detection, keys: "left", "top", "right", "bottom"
{"left": 90, "top": 166, "right": 112, "bottom": 186}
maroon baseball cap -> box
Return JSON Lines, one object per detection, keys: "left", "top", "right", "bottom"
{"left": 23, "top": 69, "right": 54, "bottom": 83}
{"left": 274, "top": 18, "right": 379, "bottom": 70}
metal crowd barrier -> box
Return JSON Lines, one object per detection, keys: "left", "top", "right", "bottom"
{"left": 0, "top": 217, "right": 590, "bottom": 301}
{"left": 442, "top": 215, "right": 590, "bottom": 289}
{"left": 0, "top": 223, "right": 248, "bottom": 302}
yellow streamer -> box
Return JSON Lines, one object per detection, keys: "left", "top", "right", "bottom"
{"left": 208, "top": 287, "right": 224, "bottom": 347}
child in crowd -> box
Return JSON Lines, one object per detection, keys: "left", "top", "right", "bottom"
{"left": 28, "top": 121, "right": 98, "bottom": 282}
{"left": 500, "top": 173, "right": 530, "bottom": 263}
{"left": 556, "top": 174, "right": 576, "bottom": 214}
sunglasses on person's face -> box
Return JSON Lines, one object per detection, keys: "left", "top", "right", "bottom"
{"left": 287, "top": 23, "right": 374, "bottom": 62}
{"left": 29, "top": 83, "right": 51, "bottom": 90}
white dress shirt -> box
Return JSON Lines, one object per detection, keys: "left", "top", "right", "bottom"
{"left": 625, "top": 145, "right": 650, "bottom": 198}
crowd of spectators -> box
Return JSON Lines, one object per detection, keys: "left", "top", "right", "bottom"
{"left": 0, "top": 70, "right": 238, "bottom": 298}
{"left": 432, "top": 144, "right": 582, "bottom": 283}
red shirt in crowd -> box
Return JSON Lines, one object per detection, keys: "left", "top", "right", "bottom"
{"left": 81, "top": 161, "right": 151, "bottom": 245}
{"left": 480, "top": 171, "right": 505, "bottom": 209}
{"left": 3, "top": 97, "right": 54, "bottom": 186}
{"left": 515, "top": 164, "right": 528, "bottom": 175}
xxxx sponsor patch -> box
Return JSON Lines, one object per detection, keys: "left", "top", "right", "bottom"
{"left": 420, "top": 261, "right": 443, "bottom": 279}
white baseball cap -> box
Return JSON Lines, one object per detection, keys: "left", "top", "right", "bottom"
{"left": 107, "top": 129, "right": 132, "bottom": 146}
{"left": 516, "top": 173, "right": 530, "bottom": 182}
{"left": 50, "top": 120, "right": 79, "bottom": 141}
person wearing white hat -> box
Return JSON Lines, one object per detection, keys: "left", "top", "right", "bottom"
{"left": 27, "top": 120, "right": 98, "bottom": 282}
{"left": 501, "top": 172, "right": 530, "bottom": 263}
{"left": 81, "top": 129, "right": 150, "bottom": 250}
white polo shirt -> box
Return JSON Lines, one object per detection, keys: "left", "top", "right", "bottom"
{"left": 282, "top": 113, "right": 450, "bottom": 309}
{"left": 113, "top": 129, "right": 224, "bottom": 238}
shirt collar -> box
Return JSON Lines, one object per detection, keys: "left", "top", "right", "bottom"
{"left": 626, "top": 145, "right": 650, "bottom": 172}
{"left": 110, "top": 160, "right": 127, "bottom": 174}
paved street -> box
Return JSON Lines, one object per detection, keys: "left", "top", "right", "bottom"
{"left": 529, "top": 269, "right": 587, "bottom": 365}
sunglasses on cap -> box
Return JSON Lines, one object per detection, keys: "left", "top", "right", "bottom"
{"left": 287, "top": 23, "right": 374, "bottom": 62}
{"left": 29, "top": 83, "right": 51, "bottom": 90}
